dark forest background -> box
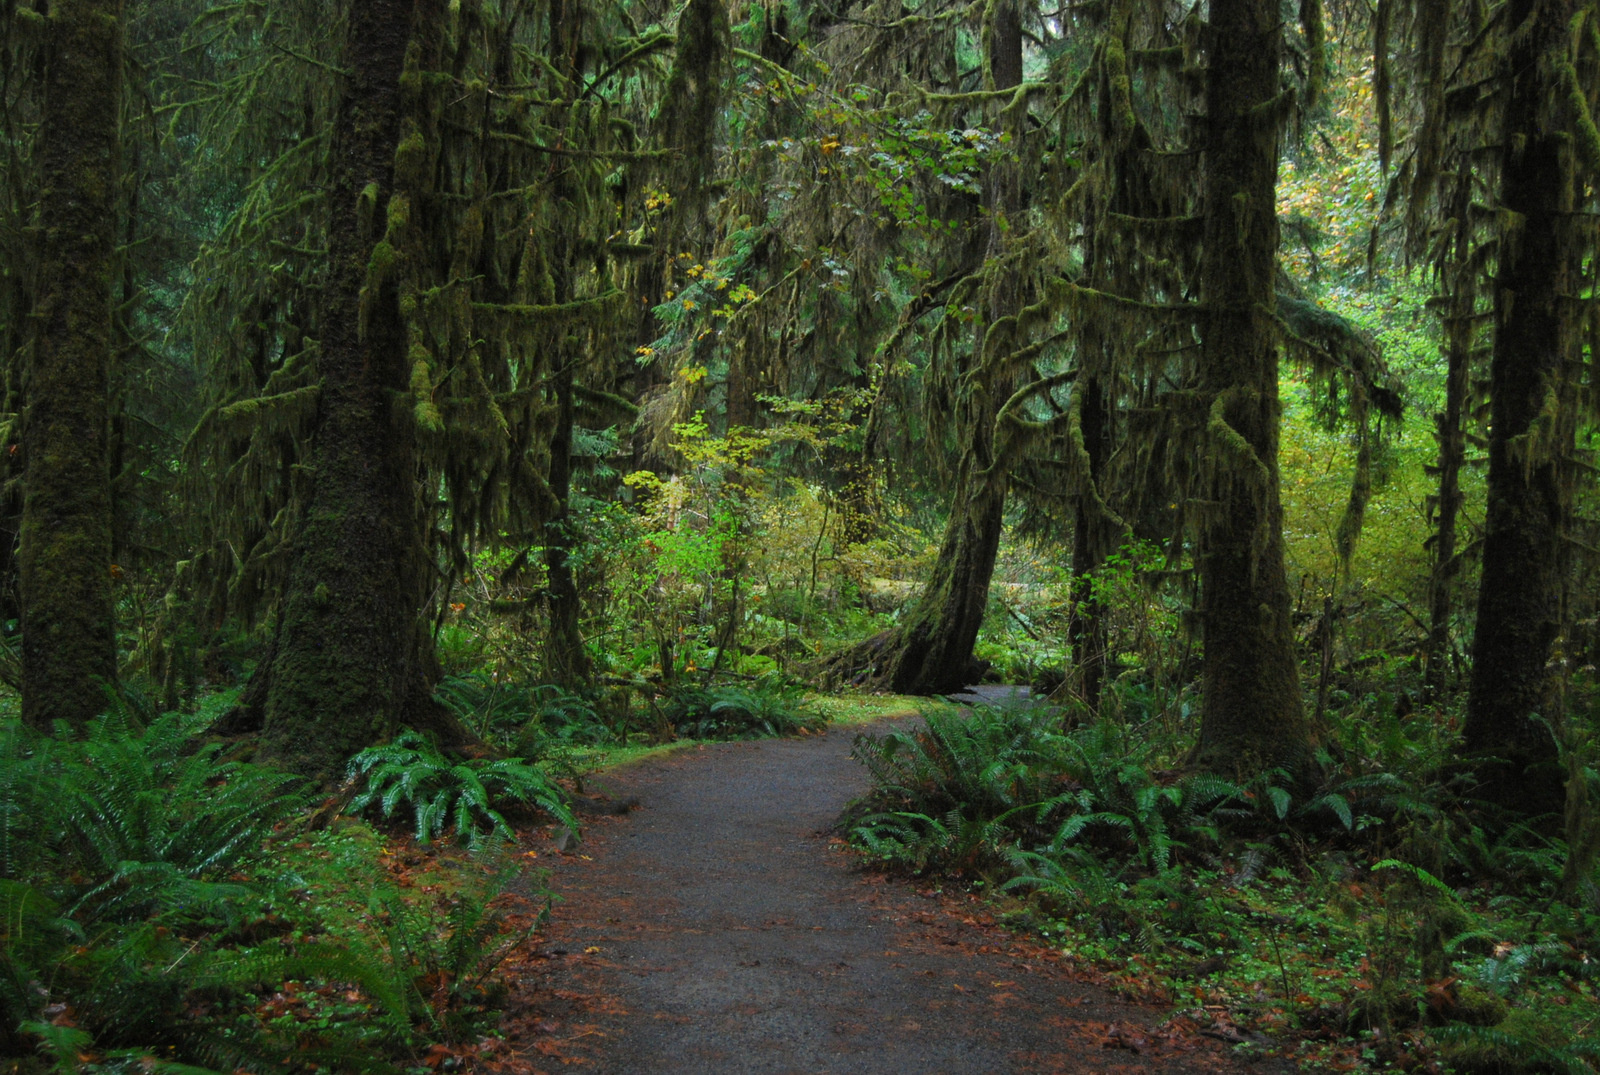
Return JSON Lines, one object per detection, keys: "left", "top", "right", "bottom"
{"left": 1, "top": 0, "right": 1598, "bottom": 1069}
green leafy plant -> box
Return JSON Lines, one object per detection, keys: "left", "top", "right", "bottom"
{"left": 347, "top": 730, "right": 576, "bottom": 846}
{"left": 0, "top": 702, "right": 421, "bottom": 1072}
{"left": 364, "top": 868, "right": 547, "bottom": 1041}
{"left": 661, "top": 676, "right": 823, "bottom": 740}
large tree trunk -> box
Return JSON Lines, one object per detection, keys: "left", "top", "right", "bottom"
{"left": 1192, "top": 0, "right": 1312, "bottom": 777}
{"left": 884, "top": 448, "right": 1007, "bottom": 694}
{"left": 258, "top": 0, "right": 443, "bottom": 778}
{"left": 833, "top": 0, "right": 1023, "bottom": 696}
{"left": 1463, "top": 0, "right": 1575, "bottom": 813}
{"left": 539, "top": 0, "right": 593, "bottom": 688}
{"left": 18, "top": 0, "right": 122, "bottom": 731}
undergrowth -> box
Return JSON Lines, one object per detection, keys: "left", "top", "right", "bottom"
{"left": 0, "top": 692, "right": 552, "bottom": 1073}
{"left": 347, "top": 729, "right": 577, "bottom": 847}
{"left": 844, "top": 701, "right": 1600, "bottom": 1073}
{"left": 657, "top": 675, "right": 824, "bottom": 740}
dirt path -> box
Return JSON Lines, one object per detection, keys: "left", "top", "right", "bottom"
{"left": 513, "top": 716, "right": 1281, "bottom": 1074}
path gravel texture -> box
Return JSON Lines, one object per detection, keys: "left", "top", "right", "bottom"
{"left": 520, "top": 714, "right": 1282, "bottom": 1074}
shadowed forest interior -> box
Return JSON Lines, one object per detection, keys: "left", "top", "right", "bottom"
{"left": 1, "top": 0, "right": 1599, "bottom": 1069}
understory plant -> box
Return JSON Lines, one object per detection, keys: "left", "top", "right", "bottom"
{"left": 845, "top": 701, "right": 1600, "bottom": 1072}
{"left": 659, "top": 674, "right": 824, "bottom": 739}
{"left": 0, "top": 699, "right": 367, "bottom": 1070}
{"left": 346, "top": 729, "right": 577, "bottom": 846}
{"left": 0, "top": 692, "right": 559, "bottom": 1072}
{"left": 434, "top": 672, "right": 616, "bottom": 756}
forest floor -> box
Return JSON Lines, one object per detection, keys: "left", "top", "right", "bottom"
{"left": 488, "top": 709, "right": 1289, "bottom": 1074}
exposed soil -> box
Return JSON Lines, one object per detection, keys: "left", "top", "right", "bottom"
{"left": 506, "top": 713, "right": 1287, "bottom": 1073}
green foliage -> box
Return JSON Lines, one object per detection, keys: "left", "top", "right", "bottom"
{"left": 435, "top": 672, "right": 615, "bottom": 756}
{"left": 347, "top": 730, "right": 577, "bottom": 847}
{"left": 364, "top": 870, "right": 546, "bottom": 1041}
{"left": 842, "top": 694, "right": 1600, "bottom": 1069}
{"left": 848, "top": 705, "right": 1257, "bottom": 876}
{"left": 661, "top": 676, "right": 824, "bottom": 740}
{"left": 1435, "top": 1011, "right": 1600, "bottom": 1075}
{"left": 0, "top": 699, "right": 305, "bottom": 921}
{"left": 0, "top": 700, "right": 398, "bottom": 1070}
{"left": 0, "top": 694, "right": 558, "bottom": 1069}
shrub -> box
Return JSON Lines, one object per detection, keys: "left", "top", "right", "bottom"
{"left": 347, "top": 730, "right": 576, "bottom": 846}
{"left": 661, "top": 676, "right": 824, "bottom": 739}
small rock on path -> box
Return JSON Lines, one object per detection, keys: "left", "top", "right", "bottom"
{"left": 518, "top": 715, "right": 1280, "bottom": 1074}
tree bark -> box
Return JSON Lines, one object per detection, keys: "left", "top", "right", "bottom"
{"left": 539, "top": 0, "right": 593, "bottom": 687}
{"left": 884, "top": 444, "right": 1007, "bottom": 694}
{"left": 1067, "top": 374, "right": 1113, "bottom": 709}
{"left": 1463, "top": 0, "right": 1575, "bottom": 812}
{"left": 258, "top": 0, "right": 441, "bottom": 778}
{"left": 544, "top": 357, "right": 591, "bottom": 685}
{"left": 1425, "top": 203, "right": 1471, "bottom": 696}
{"left": 849, "top": 0, "right": 1023, "bottom": 696}
{"left": 1192, "top": 0, "right": 1312, "bottom": 778}
{"left": 19, "top": 0, "right": 122, "bottom": 731}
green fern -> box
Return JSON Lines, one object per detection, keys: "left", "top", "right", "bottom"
{"left": 362, "top": 868, "right": 543, "bottom": 1041}
{"left": 664, "top": 676, "right": 823, "bottom": 740}
{"left": 56, "top": 710, "right": 304, "bottom": 922}
{"left": 1434, "top": 1020, "right": 1600, "bottom": 1075}
{"left": 348, "top": 730, "right": 576, "bottom": 846}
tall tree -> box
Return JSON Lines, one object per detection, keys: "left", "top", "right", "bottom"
{"left": 1461, "top": 0, "right": 1580, "bottom": 811}
{"left": 1191, "top": 0, "right": 1313, "bottom": 776}
{"left": 18, "top": 0, "right": 123, "bottom": 730}
{"left": 820, "top": 0, "right": 1036, "bottom": 695}
{"left": 256, "top": 0, "right": 439, "bottom": 776}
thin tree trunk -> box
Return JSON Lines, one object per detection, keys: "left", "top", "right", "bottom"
{"left": 1425, "top": 226, "right": 1471, "bottom": 696}
{"left": 544, "top": 357, "right": 590, "bottom": 685}
{"left": 1463, "top": 0, "right": 1575, "bottom": 812}
{"left": 19, "top": 0, "right": 122, "bottom": 731}
{"left": 1067, "top": 374, "right": 1113, "bottom": 709}
{"left": 259, "top": 0, "right": 440, "bottom": 778}
{"left": 1192, "top": 0, "right": 1312, "bottom": 778}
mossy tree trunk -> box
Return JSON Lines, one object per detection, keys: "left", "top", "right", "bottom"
{"left": 544, "top": 355, "right": 590, "bottom": 686}
{"left": 1067, "top": 373, "right": 1113, "bottom": 709}
{"left": 865, "top": 0, "right": 1023, "bottom": 696}
{"left": 1463, "top": 0, "right": 1576, "bottom": 812}
{"left": 1191, "top": 0, "right": 1312, "bottom": 778}
{"left": 885, "top": 438, "right": 1008, "bottom": 694}
{"left": 1425, "top": 206, "right": 1472, "bottom": 697}
{"left": 258, "top": 0, "right": 442, "bottom": 779}
{"left": 18, "top": 0, "right": 122, "bottom": 731}
{"left": 539, "top": 0, "right": 593, "bottom": 688}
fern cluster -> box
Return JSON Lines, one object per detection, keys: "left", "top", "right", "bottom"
{"left": 0, "top": 695, "right": 550, "bottom": 1072}
{"left": 0, "top": 700, "right": 316, "bottom": 1069}
{"left": 435, "top": 673, "right": 617, "bottom": 761}
{"left": 347, "top": 729, "right": 576, "bottom": 847}
{"left": 661, "top": 676, "right": 824, "bottom": 740}
{"left": 847, "top": 706, "right": 1262, "bottom": 877}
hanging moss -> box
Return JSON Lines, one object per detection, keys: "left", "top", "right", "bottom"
{"left": 357, "top": 181, "right": 382, "bottom": 239}
{"left": 654, "top": 0, "right": 730, "bottom": 223}
{"left": 393, "top": 123, "right": 429, "bottom": 192}
{"left": 214, "top": 385, "right": 322, "bottom": 437}
{"left": 410, "top": 348, "right": 443, "bottom": 433}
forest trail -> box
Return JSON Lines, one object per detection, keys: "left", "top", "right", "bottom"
{"left": 510, "top": 713, "right": 1284, "bottom": 1074}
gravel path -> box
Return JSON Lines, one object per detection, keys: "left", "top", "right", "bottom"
{"left": 519, "top": 715, "right": 1280, "bottom": 1074}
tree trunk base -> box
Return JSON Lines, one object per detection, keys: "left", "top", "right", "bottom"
{"left": 811, "top": 628, "right": 991, "bottom": 696}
